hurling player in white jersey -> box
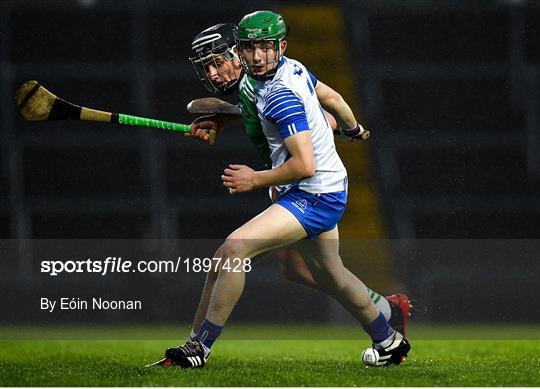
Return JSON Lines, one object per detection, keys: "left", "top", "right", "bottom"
{"left": 161, "top": 12, "right": 411, "bottom": 369}
{"left": 179, "top": 23, "right": 411, "bottom": 346}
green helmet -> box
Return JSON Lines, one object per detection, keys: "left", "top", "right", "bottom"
{"left": 236, "top": 10, "right": 287, "bottom": 42}
{"left": 235, "top": 10, "right": 288, "bottom": 79}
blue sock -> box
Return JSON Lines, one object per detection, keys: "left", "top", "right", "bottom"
{"left": 196, "top": 318, "right": 223, "bottom": 349}
{"left": 362, "top": 312, "right": 394, "bottom": 344}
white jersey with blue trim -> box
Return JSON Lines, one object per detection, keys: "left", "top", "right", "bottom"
{"left": 253, "top": 56, "right": 347, "bottom": 194}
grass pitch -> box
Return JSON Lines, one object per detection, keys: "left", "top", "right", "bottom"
{"left": 0, "top": 324, "right": 539, "bottom": 386}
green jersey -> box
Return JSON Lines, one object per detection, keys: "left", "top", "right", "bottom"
{"left": 237, "top": 74, "right": 272, "bottom": 169}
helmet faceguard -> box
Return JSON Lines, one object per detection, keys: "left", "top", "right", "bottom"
{"left": 189, "top": 23, "right": 243, "bottom": 95}
{"left": 236, "top": 39, "right": 283, "bottom": 80}
{"left": 235, "top": 11, "right": 288, "bottom": 80}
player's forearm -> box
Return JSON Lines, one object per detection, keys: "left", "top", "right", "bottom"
{"left": 253, "top": 157, "right": 315, "bottom": 188}
{"left": 315, "top": 81, "right": 357, "bottom": 130}
{"left": 320, "top": 93, "right": 357, "bottom": 130}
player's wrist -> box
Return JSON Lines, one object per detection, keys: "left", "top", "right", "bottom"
{"left": 252, "top": 171, "right": 265, "bottom": 189}
{"left": 341, "top": 123, "right": 370, "bottom": 140}
{"left": 342, "top": 123, "right": 362, "bottom": 138}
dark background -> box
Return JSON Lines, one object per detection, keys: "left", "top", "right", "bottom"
{"left": 1, "top": 0, "right": 539, "bottom": 325}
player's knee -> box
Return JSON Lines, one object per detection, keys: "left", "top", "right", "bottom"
{"left": 275, "top": 250, "right": 301, "bottom": 282}
{"left": 221, "top": 236, "right": 249, "bottom": 262}
{"left": 275, "top": 251, "right": 291, "bottom": 278}
{"left": 280, "top": 265, "right": 299, "bottom": 282}
{"left": 280, "top": 262, "right": 305, "bottom": 283}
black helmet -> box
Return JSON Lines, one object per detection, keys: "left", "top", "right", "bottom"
{"left": 189, "top": 23, "right": 242, "bottom": 95}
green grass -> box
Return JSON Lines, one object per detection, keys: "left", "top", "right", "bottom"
{"left": 1, "top": 325, "right": 539, "bottom": 386}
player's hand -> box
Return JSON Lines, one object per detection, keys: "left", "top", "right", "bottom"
{"left": 339, "top": 123, "right": 370, "bottom": 141}
{"left": 222, "top": 164, "right": 257, "bottom": 194}
{"left": 184, "top": 114, "right": 220, "bottom": 143}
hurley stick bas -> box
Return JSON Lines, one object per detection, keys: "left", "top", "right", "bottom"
{"left": 15, "top": 80, "right": 217, "bottom": 144}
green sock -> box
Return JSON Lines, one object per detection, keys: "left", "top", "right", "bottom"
{"left": 367, "top": 287, "right": 391, "bottom": 320}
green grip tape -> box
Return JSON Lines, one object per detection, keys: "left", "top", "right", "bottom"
{"left": 118, "top": 114, "right": 190, "bottom": 133}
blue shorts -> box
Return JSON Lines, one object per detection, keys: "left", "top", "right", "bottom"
{"left": 277, "top": 188, "right": 347, "bottom": 239}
